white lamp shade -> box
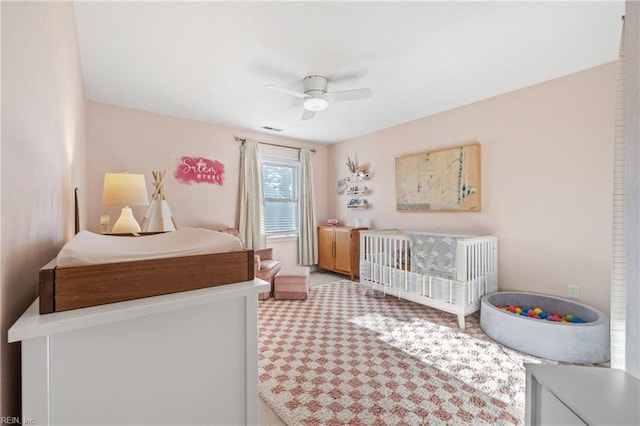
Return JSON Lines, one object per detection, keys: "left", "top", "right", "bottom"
{"left": 102, "top": 172, "right": 149, "bottom": 234}
{"left": 102, "top": 173, "right": 149, "bottom": 207}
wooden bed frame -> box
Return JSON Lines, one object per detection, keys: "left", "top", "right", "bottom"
{"left": 39, "top": 188, "right": 255, "bottom": 314}
{"left": 39, "top": 249, "right": 255, "bottom": 314}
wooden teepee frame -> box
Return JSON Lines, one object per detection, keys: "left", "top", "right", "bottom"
{"left": 140, "top": 170, "right": 177, "bottom": 232}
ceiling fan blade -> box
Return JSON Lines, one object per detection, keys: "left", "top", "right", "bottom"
{"left": 301, "top": 109, "right": 316, "bottom": 121}
{"left": 265, "top": 84, "right": 308, "bottom": 98}
{"left": 328, "top": 88, "right": 373, "bottom": 103}
{"left": 326, "top": 69, "right": 366, "bottom": 83}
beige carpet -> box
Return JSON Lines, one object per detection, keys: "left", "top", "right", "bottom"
{"left": 260, "top": 396, "right": 286, "bottom": 426}
{"left": 259, "top": 271, "right": 344, "bottom": 425}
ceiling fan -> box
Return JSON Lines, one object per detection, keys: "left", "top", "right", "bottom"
{"left": 265, "top": 75, "right": 373, "bottom": 120}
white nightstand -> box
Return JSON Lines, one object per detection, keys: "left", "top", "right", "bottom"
{"left": 525, "top": 364, "right": 639, "bottom": 425}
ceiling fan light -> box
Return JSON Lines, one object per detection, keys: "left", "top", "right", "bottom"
{"left": 303, "top": 96, "right": 328, "bottom": 111}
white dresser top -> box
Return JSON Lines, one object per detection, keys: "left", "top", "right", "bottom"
{"left": 9, "top": 278, "right": 269, "bottom": 343}
{"left": 526, "top": 364, "right": 640, "bottom": 425}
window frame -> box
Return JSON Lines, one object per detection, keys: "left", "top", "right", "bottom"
{"left": 260, "top": 155, "right": 300, "bottom": 241}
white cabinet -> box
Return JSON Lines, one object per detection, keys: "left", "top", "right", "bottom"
{"left": 9, "top": 279, "right": 269, "bottom": 425}
{"left": 525, "top": 364, "right": 639, "bottom": 426}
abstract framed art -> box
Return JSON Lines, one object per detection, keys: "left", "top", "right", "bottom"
{"left": 395, "top": 142, "right": 480, "bottom": 212}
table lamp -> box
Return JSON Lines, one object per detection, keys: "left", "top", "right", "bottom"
{"left": 102, "top": 172, "right": 149, "bottom": 233}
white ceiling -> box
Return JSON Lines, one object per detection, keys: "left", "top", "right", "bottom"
{"left": 73, "top": 1, "right": 625, "bottom": 144}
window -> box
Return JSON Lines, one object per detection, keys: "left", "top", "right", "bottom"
{"left": 261, "top": 158, "right": 299, "bottom": 238}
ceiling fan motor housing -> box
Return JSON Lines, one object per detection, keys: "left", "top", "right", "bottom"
{"left": 303, "top": 75, "right": 329, "bottom": 111}
{"left": 303, "top": 75, "right": 328, "bottom": 93}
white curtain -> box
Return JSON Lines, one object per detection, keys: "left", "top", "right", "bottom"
{"left": 299, "top": 148, "right": 318, "bottom": 265}
{"left": 239, "top": 139, "right": 266, "bottom": 249}
{"left": 611, "top": 17, "right": 626, "bottom": 370}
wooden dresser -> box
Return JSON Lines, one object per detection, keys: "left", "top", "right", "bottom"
{"left": 318, "top": 226, "right": 367, "bottom": 280}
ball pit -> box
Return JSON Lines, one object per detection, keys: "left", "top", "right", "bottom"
{"left": 480, "top": 292, "right": 610, "bottom": 363}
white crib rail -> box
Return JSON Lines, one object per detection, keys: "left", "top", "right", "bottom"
{"left": 359, "top": 229, "right": 498, "bottom": 329}
{"left": 456, "top": 236, "right": 498, "bottom": 291}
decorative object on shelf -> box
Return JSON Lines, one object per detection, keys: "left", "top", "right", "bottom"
{"left": 337, "top": 177, "right": 347, "bottom": 195}
{"left": 346, "top": 154, "right": 368, "bottom": 178}
{"left": 327, "top": 219, "right": 340, "bottom": 226}
{"left": 396, "top": 142, "right": 480, "bottom": 212}
{"left": 346, "top": 155, "right": 358, "bottom": 174}
{"left": 141, "top": 170, "right": 177, "bottom": 232}
{"left": 102, "top": 172, "right": 149, "bottom": 234}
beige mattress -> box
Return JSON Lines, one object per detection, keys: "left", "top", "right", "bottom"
{"left": 56, "top": 227, "right": 243, "bottom": 268}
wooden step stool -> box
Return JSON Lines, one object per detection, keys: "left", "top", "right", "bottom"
{"left": 274, "top": 266, "right": 310, "bottom": 300}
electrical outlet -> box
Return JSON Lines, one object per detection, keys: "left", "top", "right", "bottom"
{"left": 568, "top": 285, "right": 580, "bottom": 299}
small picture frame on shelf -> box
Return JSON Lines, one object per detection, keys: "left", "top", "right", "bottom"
{"left": 347, "top": 198, "right": 367, "bottom": 209}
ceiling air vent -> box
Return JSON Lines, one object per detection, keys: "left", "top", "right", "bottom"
{"left": 261, "top": 126, "right": 283, "bottom": 132}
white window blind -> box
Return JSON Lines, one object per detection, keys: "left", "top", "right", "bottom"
{"left": 261, "top": 159, "right": 299, "bottom": 236}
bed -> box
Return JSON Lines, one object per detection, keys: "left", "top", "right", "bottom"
{"left": 39, "top": 227, "right": 255, "bottom": 314}
{"left": 359, "top": 229, "right": 498, "bottom": 329}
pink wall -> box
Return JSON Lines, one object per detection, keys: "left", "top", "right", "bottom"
{"left": 86, "top": 102, "right": 328, "bottom": 267}
{"left": 1, "top": 1, "right": 87, "bottom": 417}
{"left": 329, "top": 63, "right": 616, "bottom": 314}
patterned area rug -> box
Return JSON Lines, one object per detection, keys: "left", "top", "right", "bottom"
{"left": 258, "top": 281, "right": 554, "bottom": 425}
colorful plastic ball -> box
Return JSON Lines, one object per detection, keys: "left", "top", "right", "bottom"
{"left": 502, "top": 306, "right": 589, "bottom": 323}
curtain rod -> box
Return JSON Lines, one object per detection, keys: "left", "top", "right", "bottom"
{"left": 234, "top": 137, "right": 317, "bottom": 153}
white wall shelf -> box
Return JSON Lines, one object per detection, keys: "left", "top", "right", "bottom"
{"left": 346, "top": 174, "right": 370, "bottom": 209}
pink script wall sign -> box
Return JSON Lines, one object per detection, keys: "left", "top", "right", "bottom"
{"left": 174, "top": 155, "right": 225, "bottom": 185}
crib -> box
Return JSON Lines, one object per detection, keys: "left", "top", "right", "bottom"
{"left": 359, "top": 230, "right": 498, "bottom": 329}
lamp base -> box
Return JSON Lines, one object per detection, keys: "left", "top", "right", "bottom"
{"left": 111, "top": 207, "right": 141, "bottom": 234}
